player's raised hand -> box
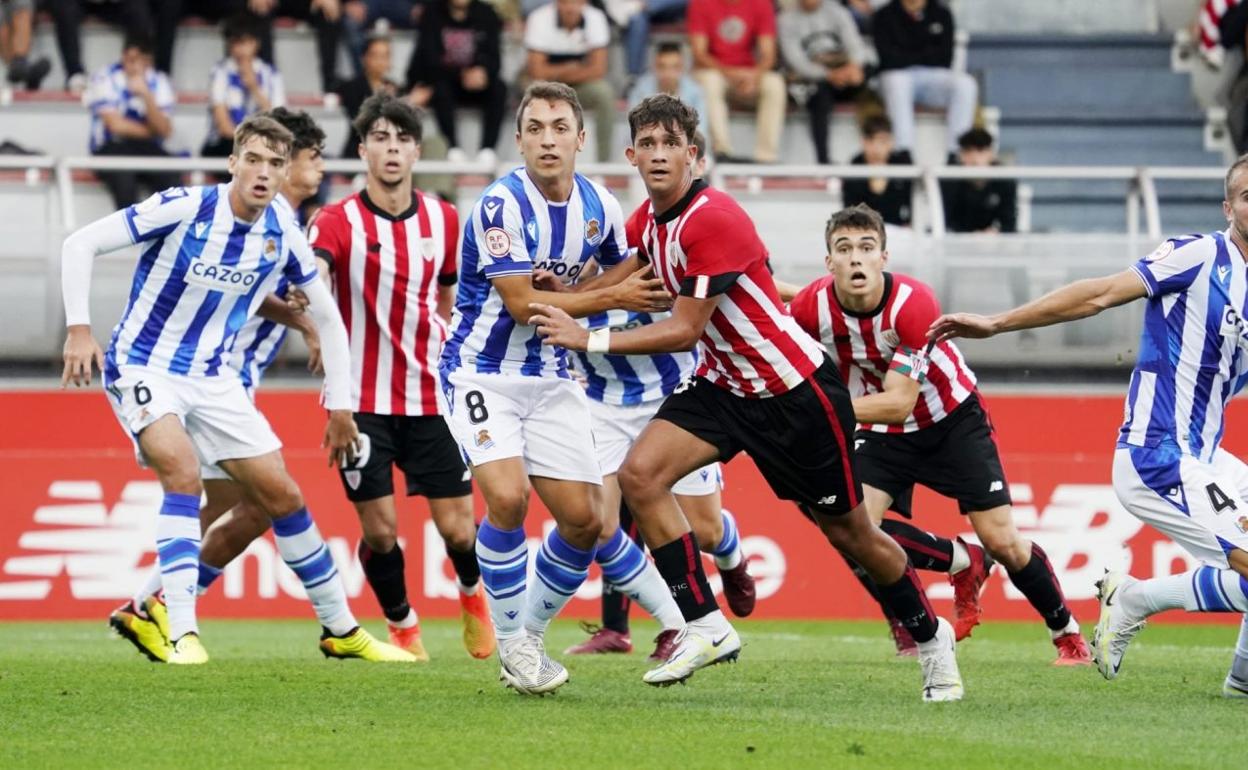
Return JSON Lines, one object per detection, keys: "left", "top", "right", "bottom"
{"left": 61, "top": 325, "right": 104, "bottom": 388}
{"left": 612, "top": 264, "right": 673, "bottom": 313}
{"left": 529, "top": 303, "right": 589, "bottom": 350}
{"left": 532, "top": 269, "right": 568, "bottom": 293}
{"left": 323, "top": 409, "right": 360, "bottom": 467}
{"left": 927, "top": 312, "right": 998, "bottom": 344}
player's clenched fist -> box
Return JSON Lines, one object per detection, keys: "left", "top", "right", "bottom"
{"left": 323, "top": 409, "right": 361, "bottom": 467}
{"left": 610, "top": 264, "right": 673, "bottom": 313}
{"left": 61, "top": 325, "right": 105, "bottom": 388}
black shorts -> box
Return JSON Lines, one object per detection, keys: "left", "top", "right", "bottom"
{"left": 854, "top": 391, "right": 1012, "bottom": 517}
{"left": 338, "top": 413, "right": 472, "bottom": 502}
{"left": 653, "top": 359, "right": 862, "bottom": 514}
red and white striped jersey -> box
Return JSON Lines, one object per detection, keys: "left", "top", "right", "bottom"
{"left": 627, "top": 180, "right": 825, "bottom": 397}
{"left": 789, "top": 272, "right": 977, "bottom": 432}
{"left": 310, "top": 189, "right": 459, "bottom": 416}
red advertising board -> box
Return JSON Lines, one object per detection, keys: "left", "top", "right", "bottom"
{"left": 0, "top": 389, "right": 1239, "bottom": 625}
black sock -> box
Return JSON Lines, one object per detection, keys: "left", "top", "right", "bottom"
{"left": 880, "top": 519, "right": 955, "bottom": 572}
{"left": 601, "top": 503, "right": 644, "bottom": 634}
{"left": 840, "top": 550, "right": 897, "bottom": 623}
{"left": 1007, "top": 543, "right": 1072, "bottom": 631}
{"left": 877, "top": 565, "right": 939, "bottom": 644}
{"left": 651, "top": 532, "right": 718, "bottom": 622}
{"left": 445, "top": 541, "right": 481, "bottom": 589}
{"left": 358, "top": 541, "right": 411, "bottom": 623}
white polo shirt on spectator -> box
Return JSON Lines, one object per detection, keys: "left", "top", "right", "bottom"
{"left": 87, "top": 62, "right": 176, "bottom": 152}
{"left": 524, "top": 3, "right": 610, "bottom": 64}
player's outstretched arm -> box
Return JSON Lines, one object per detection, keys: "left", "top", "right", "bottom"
{"left": 928, "top": 268, "right": 1147, "bottom": 343}
{"left": 531, "top": 293, "right": 716, "bottom": 354}
{"left": 493, "top": 264, "right": 671, "bottom": 324}
{"left": 60, "top": 210, "right": 139, "bottom": 387}
{"left": 297, "top": 277, "right": 360, "bottom": 467}
{"left": 537, "top": 252, "right": 646, "bottom": 294}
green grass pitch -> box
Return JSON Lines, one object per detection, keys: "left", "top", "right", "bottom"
{"left": 0, "top": 618, "right": 1240, "bottom": 768}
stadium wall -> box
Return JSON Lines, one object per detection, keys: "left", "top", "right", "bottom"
{"left": 0, "top": 389, "right": 1240, "bottom": 626}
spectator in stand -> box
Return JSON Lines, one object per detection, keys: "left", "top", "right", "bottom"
{"left": 602, "top": 0, "right": 690, "bottom": 81}
{"left": 842, "top": 115, "right": 912, "bottom": 226}
{"left": 778, "top": 0, "right": 868, "bottom": 165}
{"left": 524, "top": 0, "right": 615, "bottom": 162}
{"left": 627, "top": 41, "right": 708, "bottom": 139}
{"left": 407, "top": 0, "right": 505, "bottom": 164}
{"left": 338, "top": 33, "right": 400, "bottom": 157}
{"left": 86, "top": 31, "right": 179, "bottom": 208}
{"left": 842, "top": 0, "right": 885, "bottom": 32}
{"left": 687, "top": 0, "right": 786, "bottom": 164}
{"left": 873, "top": 0, "right": 976, "bottom": 157}
{"left": 202, "top": 15, "right": 286, "bottom": 159}
{"left": 172, "top": 0, "right": 344, "bottom": 93}
{"left": 341, "top": 0, "right": 420, "bottom": 74}
{"left": 46, "top": 0, "right": 178, "bottom": 92}
{"left": 1, "top": 0, "right": 51, "bottom": 91}
{"left": 942, "top": 127, "right": 1016, "bottom": 233}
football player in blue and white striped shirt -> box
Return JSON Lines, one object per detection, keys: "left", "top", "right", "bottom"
{"left": 930, "top": 155, "right": 1248, "bottom": 696}
{"left": 61, "top": 115, "right": 414, "bottom": 666}
{"left": 438, "top": 81, "right": 671, "bottom": 694}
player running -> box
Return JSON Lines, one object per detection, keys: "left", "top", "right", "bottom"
{"left": 108, "top": 107, "right": 333, "bottom": 660}
{"left": 789, "top": 204, "right": 1091, "bottom": 665}
{"left": 531, "top": 94, "right": 964, "bottom": 701}
{"left": 563, "top": 133, "right": 756, "bottom": 659}
{"left": 439, "top": 81, "right": 672, "bottom": 694}
{"left": 930, "top": 155, "right": 1248, "bottom": 694}
{"left": 61, "top": 114, "right": 414, "bottom": 664}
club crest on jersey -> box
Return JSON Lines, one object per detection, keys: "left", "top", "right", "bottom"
{"left": 585, "top": 217, "right": 602, "bottom": 246}
{"left": 484, "top": 228, "right": 510, "bottom": 257}
{"left": 264, "top": 238, "right": 276, "bottom": 256}
{"left": 474, "top": 429, "right": 495, "bottom": 450}
{"left": 421, "top": 238, "right": 437, "bottom": 260}
{"left": 186, "top": 261, "right": 260, "bottom": 294}
{"left": 1237, "top": 515, "right": 1248, "bottom": 534}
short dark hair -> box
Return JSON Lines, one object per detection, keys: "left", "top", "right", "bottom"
{"left": 655, "top": 41, "right": 684, "bottom": 58}
{"left": 627, "top": 93, "right": 698, "bottom": 143}
{"left": 860, "top": 115, "right": 892, "bottom": 139}
{"left": 352, "top": 92, "right": 423, "bottom": 143}
{"left": 123, "top": 29, "right": 155, "bottom": 55}
{"left": 825, "top": 204, "right": 887, "bottom": 251}
{"left": 958, "top": 127, "right": 994, "bottom": 151}
{"left": 223, "top": 13, "right": 261, "bottom": 44}
{"left": 233, "top": 114, "right": 294, "bottom": 158}
{"left": 265, "top": 107, "right": 326, "bottom": 155}
{"left": 515, "top": 81, "right": 584, "bottom": 133}
{"left": 362, "top": 33, "right": 390, "bottom": 57}
{"left": 1227, "top": 154, "right": 1248, "bottom": 199}
{"left": 692, "top": 130, "right": 707, "bottom": 162}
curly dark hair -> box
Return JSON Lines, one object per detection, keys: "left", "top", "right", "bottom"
{"left": 264, "top": 107, "right": 325, "bottom": 154}
{"left": 352, "top": 92, "right": 423, "bottom": 144}
{"left": 627, "top": 93, "right": 698, "bottom": 143}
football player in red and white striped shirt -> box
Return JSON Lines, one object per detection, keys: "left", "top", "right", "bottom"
{"left": 530, "top": 94, "right": 963, "bottom": 700}
{"left": 789, "top": 204, "right": 1090, "bottom": 665}
{"left": 308, "top": 94, "right": 493, "bottom": 661}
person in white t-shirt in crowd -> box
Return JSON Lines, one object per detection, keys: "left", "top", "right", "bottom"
{"left": 202, "top": 15, "right": 287, "bottom": 159}
{"left": 523, "top": 0, "right": 616, "bottom": 162}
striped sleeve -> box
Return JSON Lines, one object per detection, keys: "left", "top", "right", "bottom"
{"left": 475, "top": 190, "right": 532, "bottom": 279}
{"left": 1131, "top": 236, "right": 1209, "bottom": 298}
{"left": 122, "top": 186, "right": 196, "bottom": 242}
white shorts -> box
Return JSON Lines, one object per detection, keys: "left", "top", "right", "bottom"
{"left": 199, "top": 382, "right": 258, "bottom": 481}
{"left": 1113, "top": 445, "right": 1248, "bottom": 569}
{"left": 587, "top": 397, "right": 722, "bottom": 496}
{"left": 107, "top": 366, "right": 282, "bottom": 471}
{"left": 441, "top": 368, "right": 601, "bottom": 484}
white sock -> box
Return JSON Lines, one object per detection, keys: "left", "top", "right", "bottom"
{"left": 687, "top": 609, "right": 732, "bottom": 637}
{"left": 949, "top": 539, "right": 971, "bottom": 574}
{"left": 1049, "top": 615, "right": 1080, "bottom": 639}
{"left": 155, "top": 493, "right": 202, "bottom": 640}
{"left": 1126, "top": 567, "right": 1248, "bottom": 617}
{"left": 1231, "top": 615, "right": 1248, "bottom": 682}
{"left": 458, "top": 578, "right": 479, "bottom": 597}
{"left": 272, "top": 508, "right": 357, "bottom": 637}
{"left": 617, "top": 561, "right": 685, "bottom": 631}
{"left": 133, "top": 564, "right": 164, "bottom": 607}
{"left": 390, "top": 608, "right": 418, "bottom": 629}
{"left": 1121, "top": 573, "right": 1189, "bottom": 617}
{"left": 711, "top": 509, "right": 743, "bottom": 571}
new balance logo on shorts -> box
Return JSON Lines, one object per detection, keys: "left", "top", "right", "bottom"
{"left": 989, "top": 481, "right": 1004, "bottom": 493}
{"left": 818, "top": 495, "right": 838, "bottom": 505}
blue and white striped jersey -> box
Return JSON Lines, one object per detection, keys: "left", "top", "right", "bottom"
{"left": 205, "top": 57, "right": 286, "bottom": 143}
{"left": 1119, "top": 230, "right": 1248, "bottom": 461}
{"left": 573, "top": 309, "right": 695, "bottom": 405}
{"left": 102, "top": 184, "right": 319, "bottom": 386}
{"left": 440, "top": 168, "right": 627, "bottom": 378}
{"left": 86, "top": 62, "right": 176, "bottom": 152}
{"left": 226, "top": 194, "right": 300, "bottom": 392}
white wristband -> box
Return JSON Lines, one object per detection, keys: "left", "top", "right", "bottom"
{"left": 587, "top": 328, "right": 611, "bottom": 353}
